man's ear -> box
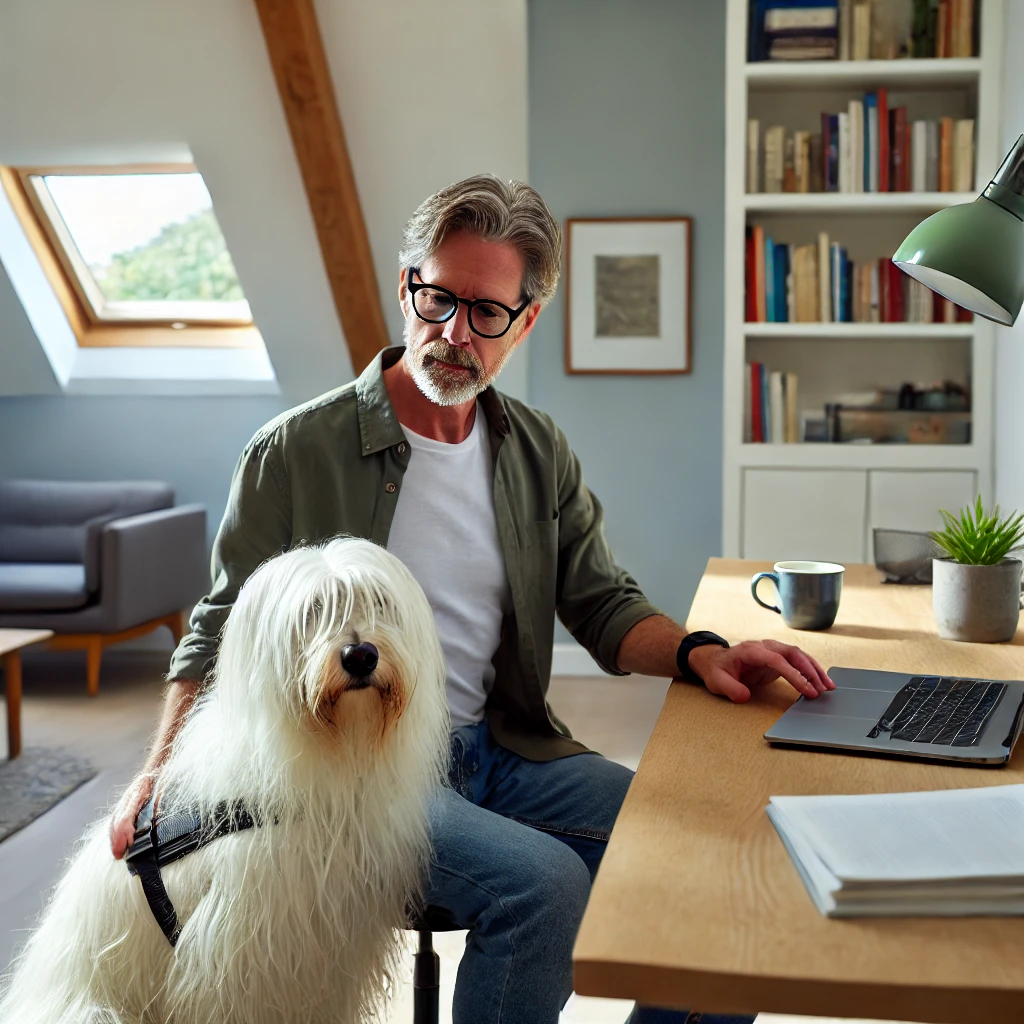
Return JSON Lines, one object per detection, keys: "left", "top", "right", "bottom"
{"left": 513, "top": 302, "right": 543, "bottom": 347}
{"left": 398, "top": 268, "right": 410, "bottom": 314}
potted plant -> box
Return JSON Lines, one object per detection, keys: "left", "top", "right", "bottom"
{"left": 930, "top": 497, "right": 1024, "bottom": 643}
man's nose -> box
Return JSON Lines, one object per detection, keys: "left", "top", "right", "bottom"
{"left": 442, "top": 303, "right": 473, "bottom": 347}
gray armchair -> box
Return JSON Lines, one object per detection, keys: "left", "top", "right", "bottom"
{"left": 0, "top": 480, "right": 207, "bottom": 695}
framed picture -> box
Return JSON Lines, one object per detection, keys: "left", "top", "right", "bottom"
{"left": 565, "top": 216, "right": 692, "bottom": 375}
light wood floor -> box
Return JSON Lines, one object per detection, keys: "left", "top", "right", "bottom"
{"left": 0, "top": 651, "right": 911, "bottom": 1024}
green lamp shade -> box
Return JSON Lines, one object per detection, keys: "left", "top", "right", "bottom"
{"left": 893, "top": 135, "right": 1024, "bottom": 327}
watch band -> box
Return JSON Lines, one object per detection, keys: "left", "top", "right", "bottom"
{"left": 676, "top": 631, "right": 730, "bottom": 684}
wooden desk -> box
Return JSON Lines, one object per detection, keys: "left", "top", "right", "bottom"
{"left": 574, "top": 559, "right": 1024, "bottom": 1024}
{"left": 0, "top": 628, "right": 53, "bottom": 758}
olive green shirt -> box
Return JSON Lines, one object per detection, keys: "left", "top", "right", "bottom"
{"left": 169, "top": 347, "right": 661, "bottom": 760}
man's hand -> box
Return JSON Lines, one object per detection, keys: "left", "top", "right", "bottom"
{"left": 110, "top": 772, "right": 157, "bottom": 860}
{"left": 686, "top": 639, "right": 834, "bottom": 704}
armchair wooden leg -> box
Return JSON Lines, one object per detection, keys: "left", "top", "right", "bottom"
{"left": 85, "top": 637, "right": 102, "bottom": 697}
{"left": 2, "top": 652, "right": 22, "bottom": 758}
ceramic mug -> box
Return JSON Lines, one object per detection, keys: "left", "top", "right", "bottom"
{"left": 751, "top": 560, "right": 845, "bottom": 631}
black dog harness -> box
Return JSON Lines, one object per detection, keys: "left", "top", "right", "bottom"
{"left": 124, "top": 792, "right": 263, "bottom": 946}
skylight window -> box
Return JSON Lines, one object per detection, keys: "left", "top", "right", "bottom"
{"left": 24, "top": 169, "right": 250, "bottom": 325}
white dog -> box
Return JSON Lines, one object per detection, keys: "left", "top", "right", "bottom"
{"left": 0, "top": 537, "right": 451, "bottom": 1024}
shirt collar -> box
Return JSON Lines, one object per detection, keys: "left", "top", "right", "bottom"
{"left": 356, "top": 346, "right": 511, "bottom": 457}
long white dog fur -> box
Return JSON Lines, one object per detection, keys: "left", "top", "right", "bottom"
{"left": 0, "top": 537, "right": 451, "bottom": 1024}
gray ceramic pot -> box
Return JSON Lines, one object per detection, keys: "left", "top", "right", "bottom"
{"left": 932, "top": 557, "right": 1022, "bottom": 643}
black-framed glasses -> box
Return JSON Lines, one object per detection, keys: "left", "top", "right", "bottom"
{"left": 406, "top": 267, "right": 530, "bottom": 339}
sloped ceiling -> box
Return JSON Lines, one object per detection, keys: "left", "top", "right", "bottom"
{"left": 0, "top": 0, "right": 529, "bottom": 401}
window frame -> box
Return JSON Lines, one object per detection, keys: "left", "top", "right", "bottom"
{"left": 0, "top": 163, "right": 261, "bottom": 349}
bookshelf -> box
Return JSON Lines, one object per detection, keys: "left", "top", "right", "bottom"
{"left": 722, "top": 0, "right": 1004, "bottom": 564}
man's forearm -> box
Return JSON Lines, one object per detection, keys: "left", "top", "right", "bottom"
{"left": 142, "top": 679, "right": 202, "bottom": 774}
{"left": 615, "top": 614, "right": 687, "bottom": 677}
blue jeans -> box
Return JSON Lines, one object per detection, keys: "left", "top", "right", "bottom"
{"left": 424, "top": 721, "right": 756, "bottom": 1024}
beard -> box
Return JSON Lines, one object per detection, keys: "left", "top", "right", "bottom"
{"left": 404, "top": 326, "right": 518, "bottom": 407}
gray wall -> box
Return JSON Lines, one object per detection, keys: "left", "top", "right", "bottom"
{"left": 528, "top": 0, "right": 726, "bottom": 631}
{"left": 0, "top": 396, "right": 287, "bottom": 550}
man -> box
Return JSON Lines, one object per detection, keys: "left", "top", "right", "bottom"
{"left": 110, "top": 175, "right": 833, "bottom": 1024}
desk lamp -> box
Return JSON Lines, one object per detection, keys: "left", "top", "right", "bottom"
{"left": 893, "top": 134, "right": 1024, "bottom": 326}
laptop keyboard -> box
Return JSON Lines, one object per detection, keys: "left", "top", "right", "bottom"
{"left": 866, "top": 677, "right": 1007, "bottom": 747}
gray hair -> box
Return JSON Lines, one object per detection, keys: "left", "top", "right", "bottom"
{"left": 399, "top": 174, "right": 562, "bottom": 307}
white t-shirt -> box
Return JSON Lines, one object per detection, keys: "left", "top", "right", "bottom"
{"left": 386, "top": 406, "right": 512, "bottom": 728}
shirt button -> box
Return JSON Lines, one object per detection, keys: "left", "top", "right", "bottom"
{"left": 397, "top": 442, "right": 407, "bottom": 455}
{"left": 385, "top": 482, "right": 397, "bottom": 493}
{"left": 364, "top": 443, "right": 371, "bottom": 450}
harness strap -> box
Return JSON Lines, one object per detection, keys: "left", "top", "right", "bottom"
{"left": 124, "top": 791, "right": 262, "bottom": 947}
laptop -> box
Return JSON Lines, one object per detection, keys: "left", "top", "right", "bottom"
{"left": 764, "top": 667, "right": 1024, "bottom": 765}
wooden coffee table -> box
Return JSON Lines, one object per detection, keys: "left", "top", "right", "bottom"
{"left": 0, "top": 629, "right": 53, "bottom": 759}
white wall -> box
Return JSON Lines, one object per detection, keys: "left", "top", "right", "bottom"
{"left": 316, "top": 0, "right": 529, "bottom": 398}
{"left": 0, "top": 0, "right": 530, "bottom": 401}
{"left": 995, "top": 0, "right": 1024, "bottom": 512}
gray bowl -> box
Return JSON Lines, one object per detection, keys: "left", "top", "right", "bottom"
{"left": 873, "top": 528, "right": 945, "bottom": 584}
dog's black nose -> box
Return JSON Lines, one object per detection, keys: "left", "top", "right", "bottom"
{"left": 341, "top": 642, "right": 379, "bottom": 678}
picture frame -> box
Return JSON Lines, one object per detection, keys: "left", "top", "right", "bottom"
{"left": 565, "top": 216, "right": 692, "bottom": 375}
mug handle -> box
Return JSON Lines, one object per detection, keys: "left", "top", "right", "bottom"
{"left": 751, "top": 572, "right": 781, "bottom": 614}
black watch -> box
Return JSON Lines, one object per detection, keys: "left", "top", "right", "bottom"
{"left": 676, "top": 631, "right": 730, "bottom": 684}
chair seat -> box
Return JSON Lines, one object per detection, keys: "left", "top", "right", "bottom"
{"left": 0, "top": 563, "right": 89, "bottom": 610}
{"left": 407, "top": 904, "right": 460, "bottom": 932}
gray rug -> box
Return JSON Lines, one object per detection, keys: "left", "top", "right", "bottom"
{"left": 0, "top": 747, "right": 98, "bottom": 843}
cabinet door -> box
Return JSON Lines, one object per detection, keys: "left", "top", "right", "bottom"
{"left": 867, "top": 470, "right": 976, "bottom": 559}
{"left": 742, "top": 469, "right": 868, "bottom": 563}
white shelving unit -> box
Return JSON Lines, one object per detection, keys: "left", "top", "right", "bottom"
{"left": 722, "top": 0, "right": 1004, "bottom": 564}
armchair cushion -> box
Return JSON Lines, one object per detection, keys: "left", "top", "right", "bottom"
{"left": 0, "top": 563, "right": 88, "bottom": 610}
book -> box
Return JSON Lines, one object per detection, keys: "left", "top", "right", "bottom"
{"left": 785, "top": 372, "right": 800, "bottom": 442}
{"left": 769, "top": 371, "right": 785, "bottom": 443}
{"left": 764, "top": 6, "right": 839, "bottom": 32}
{"left": 744, "top": 363, "right": 753, "bottom": 442}
{"left": 851, "top": 0, "right": 871, "bottom": 60}
{"left": 826, "top": 114, "right": 839, "bottom": 190}
{"left": 754, "top": 224, "right": 767, "bottom": 321}
{"left": 765, "top": 234, "right": 776, "bottom": 321}
{"left": 783, "top": 134, "right": 796, "bottom": 191}
{"left": 794, "top": 130, "right": 811, "bottom": 192}
{"left": 761, "top": 363, "right": 771, "bottom": 440}
{"left": 954, "top": 118, "right": 975, "bottom": 192}
{"left": 745, "top": 227, "right": 757, "bottom": 321}
{"left": 751, "top": 362, "right": 764, "bottom": 442}
{"left": 891, "top": 106, "right": 907, "bottom": 190}
{"left": 809, "top": 132, "right": 824, "bottom": 192}
{"left": 877, "top": 88, "right": 889, "bottom": 191}
{"left": 747, "top": 119, "right": 760, "bottom": 192}
{"left": 848, "top": 99, "right": 864, "bottom": 192}
{"left": 767, "top": 784, "right": 1024, "bottom": 918}
{"left": 765, "top": 124, "right": 786, "bottom": 192}
{"left": 838, "top": 0, "right": 852, "bottom": 59}
{"left": 830, "top": 242, "right": 841, "bottom": 322}
{"left": 937, "top": 0, "right": 949, "bottom": 57}
{"left": 939, "top": 116, "right": 953, "bottom": 191}
{"left": 865, "top": 92, "right": 878, "bottom": 192}
{"left": 817, "top": 232, "right": 831, "bottom": 321}
{"left": 911, "top": 120, "right": 928, "bottom": 191}
{"left": 774, "top": 243, "right": 789, "bottom": 321}
{"left": 838, "top": 112, "right": 851, "bottom": 192}
{"left": 926, "top": 120, "right": 939, "bottom": 191}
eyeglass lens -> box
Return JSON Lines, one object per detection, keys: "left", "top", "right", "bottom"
{"left": 412, "top": 287, "right": 512, "bottom": 338}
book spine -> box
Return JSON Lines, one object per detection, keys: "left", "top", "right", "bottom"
{"left": 775, "top": 243, "right": 789, "bottom": 321}
{"left": 765, "top": 234, "right": 776, "bottom": 322}
{"left": 954, "top": 119, "right": 975, "bottom": 192}
{"left": 743, "top": 363, "right": 752, "bottom": 443}
{"left": 751, "top": 362, "right": 764, "bottom": 443}
{"left": 852, "top": 0, "right": 871, "bottom": 60}
{"left": 754, "top": 225, "right": 766, "bottom": 322}
{"left": 939, "top": 116, "right": 953, "bottom": 191}
{"left": 838, "top": 112, "right": 850, "bottom": 193}
{"left": 864, "top": 93, "right": 877, "bottom": 193}
{"left": 891, "top": 263, "right": 905, "bottom": 322}
{"left": 880, "top": 257, "right": 890, "bottom": 322}
{"left": 893, "top": 107, "right": 907, "bottom": 191}
{"left": 849, "top": 100, "right": 863, "bottom": 193}
{"left": 785, "top": 372, "right": 799, "bottom": 444}
{"left": 828, "top": 114, "right": 840, "bottom": 191}
{"left": 870, "top": 260, "right": 880, "bottom": 321}
{"left": 926, "top": 120, "right": 939, "bottom": 192}
{"left": 809, "top": 132, "right": 823, "bottom": 193}
{"left": 839, "top": 0, "right": 852, "bottom": 60}
{"left": 937, "top": 0, "right": 949, "bottom": 58}
{"left": 769, "top": 371, "right": 784, "bottom": 445}
{"left": 818, "top": 232, "right": 831, "bottom": 322}
{"left": 747, "top": 119, "right": 760, "bottom": 193}
{"left": 761, "top": 364, "right": 770, "bottom": 442}
{"left": 745, "top": 227, "right": 756, "bottom": 321}
{"left": 878, "top": 89, "right": 889, "bottom": 192}
{"left": 842, "top": 251, "right": 852, "bottom": 322}
{"left": 912, "top": 121, "right": 927, "bottom": 191}
{"left": 830, "top": 243, "right": 841, "bottom": 323}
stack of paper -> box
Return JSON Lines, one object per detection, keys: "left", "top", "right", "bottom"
{"left": 767, "top": 784, "right": 1024, "bottom": 917}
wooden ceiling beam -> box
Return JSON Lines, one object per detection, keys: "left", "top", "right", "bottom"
{"left": 252, "top": 0, "right": 390, "bottom": 375}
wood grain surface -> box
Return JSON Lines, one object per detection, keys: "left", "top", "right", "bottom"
{"left": 574, "top": 559, "right": 1024, "bottom": 1022}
